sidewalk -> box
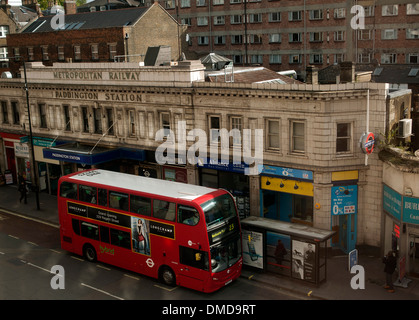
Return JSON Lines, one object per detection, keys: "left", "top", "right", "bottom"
{"left": 1, "top": 184, "right": 419, "bottom": 300}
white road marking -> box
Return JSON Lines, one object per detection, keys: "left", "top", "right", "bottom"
{"left": 81, "top": 283, "right": 124, "bottom": 300}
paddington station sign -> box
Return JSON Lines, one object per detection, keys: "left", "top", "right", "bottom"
{"left": 54, "top": 90, "right": 143, "bottom": 102}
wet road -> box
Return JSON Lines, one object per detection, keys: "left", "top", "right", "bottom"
{"left": 0, "top": 209, "right": 308, "bottom": 303}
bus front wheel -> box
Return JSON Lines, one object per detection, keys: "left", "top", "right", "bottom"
{"left": 83, "top": 244, "right": 97, "bottom": 262}
{"left": 160, "top": 266, "right": 176, "bottom": 287}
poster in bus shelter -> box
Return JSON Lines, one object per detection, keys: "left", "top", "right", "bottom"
{"left": 242, "top": 230, "right": 263, "bottom": 269}
{"left": 292, "top": 240, "right": 316, "bottom": 282}
{"left": 131, "top": 217, "right": 150, "bottom": 256}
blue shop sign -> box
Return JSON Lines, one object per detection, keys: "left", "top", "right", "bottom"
{"left": 331, "top": 185, "right": 358, "bottom": 215}
{"left": 43, "top": 147, "right": 145, "bottom": 165}
{"left": 383, "top": 185, "right": 402, "bottom": 220}
{"left": 258, "top": 165, "right": 313, "bottom": 181}
{"left": 403, "top": 197, "right": 419, "bottom": 224}
{"left": 197, "top": 157, "right": 248, "bottom": 174}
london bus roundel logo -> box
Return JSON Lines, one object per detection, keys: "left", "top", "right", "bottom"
{"left": 359, "top": 132, "right": 375, "bottom": 155}
{"left": 146, "top": 258, "right": 155, "bottom": 268}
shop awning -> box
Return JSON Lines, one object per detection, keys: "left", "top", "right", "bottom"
{"left": 241, "top": 216, "right": 335, "bottom": 242}
{"left": 42, "top": 143, "right": 145, "bottom": 165}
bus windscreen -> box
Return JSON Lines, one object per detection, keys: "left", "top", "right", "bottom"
{"left": 201, "top": 194, "right": 236, "bottom": 226}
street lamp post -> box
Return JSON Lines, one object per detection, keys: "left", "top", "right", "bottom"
{"left": 22, "top": 61, "right": 40, "bottom": 210}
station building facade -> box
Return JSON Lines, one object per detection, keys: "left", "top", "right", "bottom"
{"left": 0, "top": 60, "right": 411, "bottom": 259}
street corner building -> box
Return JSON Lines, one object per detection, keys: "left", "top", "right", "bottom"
{"left": 0, "top": 56, "right": 418, "bottom": 281}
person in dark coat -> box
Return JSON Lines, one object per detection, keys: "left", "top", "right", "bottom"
{"left": 383, "top": 250, "right": 397, "bottom": 293}
{"left": 18, "top": 172, "right": 27, "bottom": 204}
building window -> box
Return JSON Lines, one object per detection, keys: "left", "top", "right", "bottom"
{"left": 310, "top": 54, "right": 323, "bottom": 64}
{"left": 249, "top": 13, "right": 262, "bottom": 23}
{"left": 129, "top": 110, "right": 136, "bottom": 136}
{"left": 91, "top": 44, "right": 99, "bottom": 60}
{"left": 230, "top": 116, "right": 242, "bottom": 145}
{"left": 406, "top": 29, "right": 419, "bottom": 39}
{"left": 291, "top": 121, "right": 305, "bottom": 153}
{"left": 288, "top": 11, "right": 302, "bottom": 21}
{"left": 382, "top": 29, "right": 398, "bottom": 40}
{"left": 209, "top": 115, "right": 220, "bottom": 143}
{"left": 335, "top": 54, "right": 345, "bottom": 64}
{"left": 106, "top": 108, "right": 114, "bottom": 135}
{"left": 231, "top": 35, "right": 243, "bottom": 44}
{"left": 309, "top": 9, "right": 323, "bottom": 20}
{"left": 11, "top": 102, "right": 19, "bottom": 125}
{"left": 58, "top": 46, "right": 65, "bottom": 61}
{"left": 161, "top": 112, "right": 170, "bottom": 136}
{"left": 41, "top": 46, "right": 49, "bottom": 61}
{"left": 108, "top": 43, "right": 117, "bottom": 61}
{"left": 266, "top": 119, "right": 280, "bottom": 149}
{"left": 363, "top": 5, "right": 374, "bottom": 17}
{"left": 269, "top": 33, "right": 281, "bottom": 43}
{"left": 230, "top": 14, "right": 242, "bottom": 24}
{"left": 27, "top": 47, "right": 34, "bottom": 61}
{"left": 250, "top": 34, "right": 262, "bottom": 44}
{"left": 381, "top": 53, "right": 397, "bottom": 64}
{"left": 197, "top": 16, "right": 208, "bottom": 26}
{"left": 309, "top": 32, "right": 323, "bottom": 42}
{"left": 214, "top": 15, "right": 225, "bottom": 25}
{"left": 180, "top": 0, "right": 190, "bottom": 7}
{"left": 165, "top": 0, "right": 175, "bottom": 9}
{"left": 214, "top": 35, "right": 225, "bottom": 45}
{"left": 334, "top": 31, "right": 345, "bottom": 41}
{"left": 407, "top": 53, "right": 419, "bottom": 64}
{"left": 0, "top": 47, "right": 8, "bottom": 67}
{"left": 269, "top": 12, "right": 281, "bottom": 22}
{"left": 198, "top": 36, "right": 209, "bottom": 45}
{"left": 1, "top": 101, "right": 8, "bottom": 124}
{"left": 213, "top": 0, "right": 224, "bottom": 5}
{"left": 39, "top": 103, "right": 47, "bottom": 128}
{"left": 269, "top": 54, "right": 281, "bottom": 64}
{"left": 358, "top": 29, "right": 372, "bottom": 40}
{"left": 93, "top": 108, "right": 102, "bottom": 134}
{"left": 289, "top": 54, "right": 302, "bottom": 64}
{"left": 81, "top": 106, "right": 89, "bottom": 133}
{"left": 181, "top": 17, "right": 192, "bottom": 26}
{"left": 289, "top": 33, "right": 302, "bottom": 43}
{"left": 63, "top": 105, "right": 71, "bottom": 131}
{"left": 358, "top": 53, "right": 371, "bottom": 63}
{"left": 407, "top": 3, "right": 419, "bottom": 15}
{"left": 336, "top": 123, "right": 351, "bottom": 153}
{"left": 382, "top": 4, "right": 398, "bottom": 16}
{"left": 0, "top": 25, "right": 9, "bottom": 38}
{"left": 250, "top": 55, "right": 263, "bottom": 64}
{"left": 334, "top": 8, "right": 346, "bottom": 19}
{"left": 74, "top": 45, "right": 81, "bottom": 61}
{"left": 196, "top": 0, "right": 206, "bottom": 6}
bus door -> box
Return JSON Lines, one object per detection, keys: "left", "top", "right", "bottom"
{"left": 178, "top": 245, "right": 210, "bottom": 288}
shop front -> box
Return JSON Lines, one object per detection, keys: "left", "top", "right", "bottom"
{"left": 383, "top": 184, "right": 419, "bottom": 278}
{"left": 0, "top": 132, "right": 25, "bottom": 184}
{"left": 241, "top": 216, "right": 335, "bottom": 285}
{"left": 330, "top": 171, "right": 359, "bottom": 254}
{"left": 259, "top": 165, "right": 314, "bottom": 225}
{"left": 197, "top": 157, "right": 250, "bottom": 219}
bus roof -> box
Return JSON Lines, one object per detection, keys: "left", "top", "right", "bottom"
{"left": 64, "top": 169, "right": 218, "bottom": 201}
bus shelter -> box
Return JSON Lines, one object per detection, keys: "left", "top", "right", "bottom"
{"left": 241, "top": 216, "right": 335, "bottom": 285}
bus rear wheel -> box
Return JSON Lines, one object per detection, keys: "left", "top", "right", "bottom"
{"left": 83, "top": 244, "right": 97, "bottom": 262}
{"left": 160, "top": 266, "right": 176, "bottom": 287}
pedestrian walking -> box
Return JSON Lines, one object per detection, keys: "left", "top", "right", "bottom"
{"left": 18, "top": 172, "right": 27, "bottom": 204}
{"left": 383, "top": 250, "right": 397, "bottom": 293}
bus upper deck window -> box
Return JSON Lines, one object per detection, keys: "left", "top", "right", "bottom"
{"left": 60, "top": 181, "right": 78, "bottom": 200}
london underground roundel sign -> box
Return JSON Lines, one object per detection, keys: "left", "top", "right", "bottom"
{"left": 359, "top": 132, "right": 375, "bottom": 154}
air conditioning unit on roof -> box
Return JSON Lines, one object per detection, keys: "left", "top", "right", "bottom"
{"left": 398, "top": 119, "right": 412, "bottom": 138}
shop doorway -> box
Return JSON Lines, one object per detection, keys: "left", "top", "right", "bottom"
{"left": 409, "top": 235, "right": 419, "bottom": 277}
{"left": 332, "top": 214, "right": 356, "bottom": 254}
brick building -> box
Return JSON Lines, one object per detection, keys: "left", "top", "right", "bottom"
{"left": 157, "top": 0, "right": 419, "bottom": 79}
{"left": 6, "top": 2, "right": 188, "bottom": 76}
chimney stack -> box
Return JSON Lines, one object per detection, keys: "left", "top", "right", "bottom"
{"left": 64, "top": 0, "right": 77, "bottom": 15}
{"left": 340, "top": 61, "right": 355, "bottom": 83}
{"left": 305, "top": 65, "right": 318, "bottom": 85}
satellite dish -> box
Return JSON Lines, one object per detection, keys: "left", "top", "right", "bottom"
{"left": 1, "top": 71, "right": 12, "bottom": 78}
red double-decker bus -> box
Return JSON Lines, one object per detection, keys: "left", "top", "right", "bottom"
{"left": 57, "top": 169, "right": 242, "bottom": 292}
